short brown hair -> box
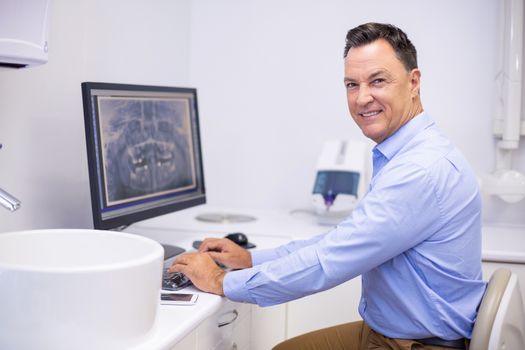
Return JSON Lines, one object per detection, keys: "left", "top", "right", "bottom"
{"left": 343, "top": 23, "right": 418, "bottom": 71}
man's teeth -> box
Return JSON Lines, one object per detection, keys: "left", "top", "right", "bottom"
{"left": 361, "top": 111, "right": 380, "bottom": 117}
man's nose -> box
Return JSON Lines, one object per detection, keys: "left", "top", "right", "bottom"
{"left": 356, "top": 85, "right": 373, "bottom": 106}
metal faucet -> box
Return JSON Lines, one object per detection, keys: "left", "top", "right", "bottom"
{"left": 0, "top": 188, "right": 20, "bottom": 211}
{"left": 0, "top": 144, "right": 21, "bottom": 211}
{"left": 0, "top": 187, "right": 20, "bottom": 211}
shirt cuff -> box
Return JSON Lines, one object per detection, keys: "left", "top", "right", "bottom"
{"left": 223, "top": 266, "right": 261, "bottom": 304}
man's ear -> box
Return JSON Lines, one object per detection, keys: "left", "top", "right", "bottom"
{"left": 409, "top": 68, "right": 421, "bottom": 97}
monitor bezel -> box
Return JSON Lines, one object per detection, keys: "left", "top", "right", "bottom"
{"left": 81, "top": 82, "right": 206, "bottom": 230}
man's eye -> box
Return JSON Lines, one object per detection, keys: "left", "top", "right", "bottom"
{"left": 371, "top": 78, "right": 385, "bottom": 85}
{"left": 345, "top": 82, "right": 357, "bottom": 89}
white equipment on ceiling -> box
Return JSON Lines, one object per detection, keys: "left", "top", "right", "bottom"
{"left": 0, "top": 0, "right": 51, "bottom": 69}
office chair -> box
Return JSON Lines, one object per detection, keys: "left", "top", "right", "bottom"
{"left": 470, "top": 268, "right": 525, "bottom": 350}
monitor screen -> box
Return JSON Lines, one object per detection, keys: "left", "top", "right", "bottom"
{"left": 81, "top": 82, "right": 206, "bottom": 229}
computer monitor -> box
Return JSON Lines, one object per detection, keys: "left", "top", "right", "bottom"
{"left": 81, "top": 82, "right": 206, "bottom": 230}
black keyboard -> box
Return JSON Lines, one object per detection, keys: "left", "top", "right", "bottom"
{"left": 162, "top": 268, "right": 192, "bottom": 291}
{"left": 161, "top": 244, "right": 192, "bottom": 291}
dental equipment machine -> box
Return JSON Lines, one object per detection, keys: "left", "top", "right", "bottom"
{"left": 312, "top": 140, "right": 367, "bottom": 225}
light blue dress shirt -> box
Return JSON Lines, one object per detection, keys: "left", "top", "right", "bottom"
{"left": 223, "top": 112, "right": 486, "bottom": 340}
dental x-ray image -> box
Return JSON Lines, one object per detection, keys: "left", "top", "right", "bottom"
{"left": 97, "top": 96, "right": 196, "bottom": 206}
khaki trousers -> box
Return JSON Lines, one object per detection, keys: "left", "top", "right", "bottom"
{"left": 272, "top": 321, "right": 466, "bottom": 350}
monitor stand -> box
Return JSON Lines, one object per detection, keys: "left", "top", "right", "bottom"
{"left": 195, "top": 212, "right": 256, "bottom": 223}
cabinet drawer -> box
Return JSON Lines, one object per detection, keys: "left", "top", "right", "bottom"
{"left": 196, "top": 300, "right": 251, "bottom": 350}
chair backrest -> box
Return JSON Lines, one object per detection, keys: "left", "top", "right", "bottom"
{"left": 470, "top": 268, "right": 525, "bottom": 350}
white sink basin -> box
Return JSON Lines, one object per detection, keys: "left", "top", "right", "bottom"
{"left": 0, "top": 229, "right": 164, "bottom": 350}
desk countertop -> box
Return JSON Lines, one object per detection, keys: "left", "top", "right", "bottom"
{"left": 128, "top": 205, "right": 328, "bottom": 240}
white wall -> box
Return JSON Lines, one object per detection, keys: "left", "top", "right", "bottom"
{"left": 190, "top": 0, "right": 525, "bottom": 226}
{"left": 0, "top": 0, "right": 523, "bottom": 233}
{"left": 0, "top": 0, "right": 192, "bottom": 232}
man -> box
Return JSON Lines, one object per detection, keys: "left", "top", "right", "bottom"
{"left": 170, "top": 23, "right": 486, "bottom": 349}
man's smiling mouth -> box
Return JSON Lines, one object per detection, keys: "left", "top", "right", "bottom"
{"left": 360, "top": 110, "right": 382, "bottom": 118}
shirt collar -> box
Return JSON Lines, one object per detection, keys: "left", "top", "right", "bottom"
{"left": 373, "top": 111, "right": 433, "bottom": 160}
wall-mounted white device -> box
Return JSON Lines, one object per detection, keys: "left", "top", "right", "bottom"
{"left": 312, "top": 140, "right": 367, "bottom": 225}
{"left": 482, "top": 0, "right": 525, "bottom": 203}
{"left": 0, "top": 0, "right": 51, "bottom": 69}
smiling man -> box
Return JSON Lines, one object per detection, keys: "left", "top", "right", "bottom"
{"left": 170, "top": 23, "right": 486, "bottom": 350}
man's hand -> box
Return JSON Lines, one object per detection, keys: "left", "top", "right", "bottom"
{"left": 198, "top": 238, "right": 253, "bottom": 269}
{"left": 169, "top": 252, "right": 225, "bottom": 296}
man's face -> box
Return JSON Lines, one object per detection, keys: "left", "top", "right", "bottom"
{"left": 344, "top": 39, "right": 421, "bottom": 144}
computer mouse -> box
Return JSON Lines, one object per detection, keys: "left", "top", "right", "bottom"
{"left": 225, "top": 232, "right": 248, "bottom": 246}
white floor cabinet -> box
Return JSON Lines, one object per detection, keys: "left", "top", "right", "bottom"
{"left": 171, "top": 300, "right": 251, "bottom": 350}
